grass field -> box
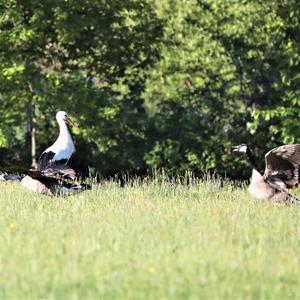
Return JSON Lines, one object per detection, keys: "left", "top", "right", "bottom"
{"left": 0, "top": 178, "right": 300, "bottom": 299}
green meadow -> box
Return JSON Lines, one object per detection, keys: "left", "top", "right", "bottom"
{"left": 0, "top": 179, "right": 299, "bottom": 299}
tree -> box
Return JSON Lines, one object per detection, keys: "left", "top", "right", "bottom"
{"left": 1, "top": 0, "right": 300, "bottom": 179}
{"left": 0, "top": 0, "right": 162, "bottom": 176}
{"left": 143, "top": 0, "right": 300, "bottom": 178}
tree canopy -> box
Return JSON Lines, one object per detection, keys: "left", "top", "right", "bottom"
{"left": 1, "top": 0, "right": 300, "bottom": 179}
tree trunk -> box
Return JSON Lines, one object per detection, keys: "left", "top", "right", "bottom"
{"left": 30, "top": 100, "right": 37, "bottom": 169}
{"left": 28, "top": 81, "right": 38, "bottom": 169}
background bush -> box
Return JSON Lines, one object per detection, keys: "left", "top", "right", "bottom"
{"left": 1, "top": 0, "right": 300, "bottom": 179}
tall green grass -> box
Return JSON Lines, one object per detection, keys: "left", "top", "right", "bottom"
{"left": 0, "top": 178, "right": 299, "bottom": 299}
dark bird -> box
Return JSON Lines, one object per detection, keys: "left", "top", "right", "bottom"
{"left": 1, "top": 164, "right": 91, "bottom": 196}
{"left": 233, "top": 143, "right": 300, "bottom": 204}
{"left": 0, "top": 173, "right": 23, "bottom": 181}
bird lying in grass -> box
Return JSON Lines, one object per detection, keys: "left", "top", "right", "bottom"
{"left": 0, "top": 164, "right": 91, "bottom": 196}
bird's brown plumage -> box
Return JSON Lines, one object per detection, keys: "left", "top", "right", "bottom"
{"left": 1, "top": 164, "right": 76, "bottom": 181}
{"left": 264, "top": 144, "right": 300, "bottom": 189}
{"left": 30, "top": 164, "right": 76, "bottom": 181}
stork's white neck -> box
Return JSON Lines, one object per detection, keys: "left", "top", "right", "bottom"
{"left": 41, "top": 113, "right": 75, "bottom": 164}
{"left": 57, "top": 118, "right": 72, "bottom": 143}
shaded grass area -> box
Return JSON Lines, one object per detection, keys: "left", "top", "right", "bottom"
{"left": 0, "top": 179, "right": 299, "bottom": 299}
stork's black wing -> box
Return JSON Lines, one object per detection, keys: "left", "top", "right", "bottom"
{"left": 37, "top": 151, "right": 55, "bottom": 170}
{"left": 264, "top": 144, "right": 300, "bottom": 189}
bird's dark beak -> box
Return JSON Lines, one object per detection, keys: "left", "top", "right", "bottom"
{"left": 66, "top": 116, "right": 79, "bottom": 128}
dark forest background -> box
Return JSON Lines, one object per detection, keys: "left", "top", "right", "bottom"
{"left": 1, "top": 0, "right": 300, "bottom": 179}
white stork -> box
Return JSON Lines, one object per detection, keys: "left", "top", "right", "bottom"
{"left": 38, "top": 111, "right": 78, "bottom": 171}
{"left": 0, "top": 111, "right": 92, "bottom": 196}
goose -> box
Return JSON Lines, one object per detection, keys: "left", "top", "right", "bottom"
{"left": 0, "top": 164, "right": 91, "bottom": 196}
{"left": 233, "top": 144, "right": 300, "bottom": 204}
{"left": 21, "top": 165, "right": 91, "bottom": 196}
{"left": 38, "top": 111, "right": 78, "bottom": 170}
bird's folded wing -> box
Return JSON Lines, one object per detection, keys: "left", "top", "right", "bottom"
{"left": 264, "top": 144, "right": 300, "bottom": 188}
{"left": 37, "top": 151, "right": 55, "bottom": 171}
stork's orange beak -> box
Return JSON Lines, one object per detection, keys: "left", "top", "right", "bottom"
{"left": 66, "top": 116, "right": 79, "bottom": 128}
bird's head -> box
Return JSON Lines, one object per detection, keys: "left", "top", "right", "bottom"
{"left": 56, "top": 111, "right": 78, "bottom": 128}
{"left": 232, "top": 144, "right": 248, "bottom": 153}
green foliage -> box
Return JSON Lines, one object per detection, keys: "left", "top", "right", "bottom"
{"left": 144, "top": 0, "right": 300, "bottom": 178}
{"left": 1, "top": 0, "right": 300, "bottom": 177}
{"left": 0, "top": 0, "right": 161, "bottom": 174}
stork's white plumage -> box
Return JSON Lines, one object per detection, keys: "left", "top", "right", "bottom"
{"left": 38, "top": 111, "right": 78, "bottom": 170}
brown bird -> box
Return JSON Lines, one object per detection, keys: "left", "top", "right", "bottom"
{"left": 233, "top": 144, "right": 300, "bottom": 204}
{"left": 1, "top": 164, "right": 90, "bottom": 196}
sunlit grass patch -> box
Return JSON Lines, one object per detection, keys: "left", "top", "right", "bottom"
{"left": 0, "top": 179, "right": 299, "bottom": 299}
